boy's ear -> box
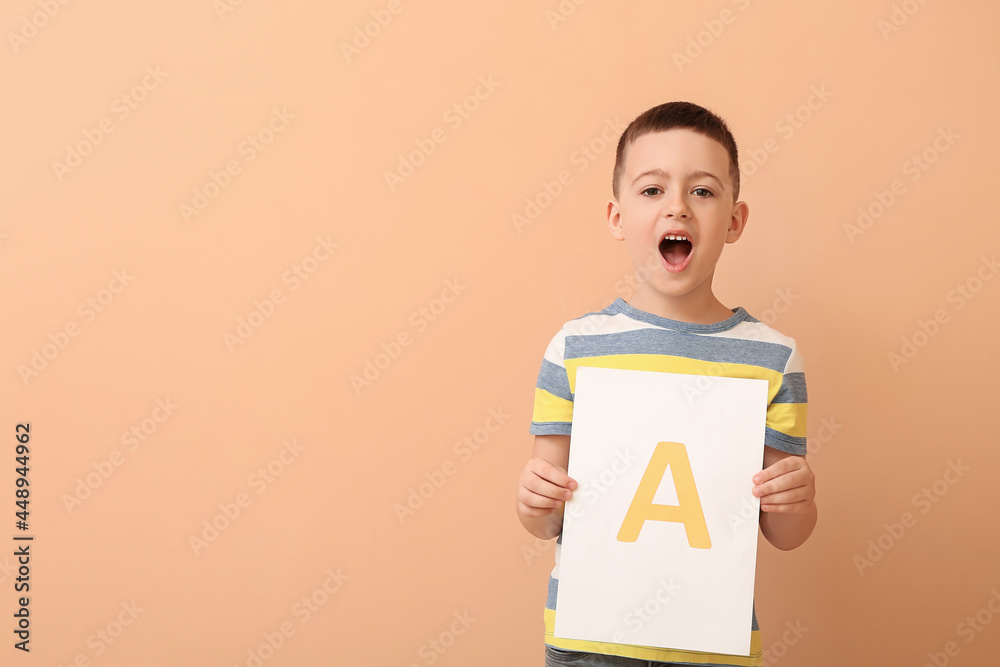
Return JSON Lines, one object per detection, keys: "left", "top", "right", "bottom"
{"left": 607, "top": 199, "right": 624, "bottom": 240}
{"left": 725, "top": 200, "right": 750, "bottom": 244}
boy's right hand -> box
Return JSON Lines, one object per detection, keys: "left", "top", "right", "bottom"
{"left": 516, "top": 457, "right": 578, "bottom": 518}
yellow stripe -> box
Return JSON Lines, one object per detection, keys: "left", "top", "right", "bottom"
{"left": 532, "top": 387, "right": 574, "bottom": 424}
{"left": 543, "top": 608, "right": 762, "bottom": 665}
{"left": 767, "top": 402, "right": 808, "bottom": 439}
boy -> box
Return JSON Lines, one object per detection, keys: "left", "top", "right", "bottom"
{"left": 516, "top": 101, "right": 817, "bottom": 667}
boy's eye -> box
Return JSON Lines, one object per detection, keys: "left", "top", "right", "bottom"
{"left": 641, "top": 187, "right": 662, "bottom": 196}
{"left": 692, "top": 187, "right": 712, "bottom": 197}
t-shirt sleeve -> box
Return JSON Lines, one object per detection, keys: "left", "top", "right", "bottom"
{"left": 529, "top": 328, "right": 574, "bottom": 436}
{"left": 763, "top": 339, "right": 808, "bottom": 455}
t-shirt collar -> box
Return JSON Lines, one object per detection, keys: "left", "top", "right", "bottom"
{"left": 610, "top": 297, "right": 750, "bottom": 333}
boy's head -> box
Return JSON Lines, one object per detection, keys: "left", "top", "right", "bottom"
{"left": 612, "top": 101, "right": 740, "bottom": 202}
{"left": 606, "top": 101, "right": 749, "bottom": 321}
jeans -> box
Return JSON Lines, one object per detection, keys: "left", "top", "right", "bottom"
{"left": 545, "top": 645, "right": 684, "bottom": 667}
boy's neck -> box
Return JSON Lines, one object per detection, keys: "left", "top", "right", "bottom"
{"left": 624, "top": 289, "right": 735, "bottom": 325}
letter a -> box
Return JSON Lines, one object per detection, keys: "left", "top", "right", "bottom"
{"left": 617, "top": 442, "right": 711, "bottom": 548}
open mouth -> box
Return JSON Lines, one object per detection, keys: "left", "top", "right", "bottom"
{"left": 659, "top": 233, "right": 693, "bottom": 272}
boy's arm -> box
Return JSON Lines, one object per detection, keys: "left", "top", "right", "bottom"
{"left": 754, "top": 445, "right": 817, "bottom": 551}
{"left": 516, "top": 434, "right": 576, "bottom": 540}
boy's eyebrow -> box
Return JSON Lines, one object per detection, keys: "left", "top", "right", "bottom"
{"left": 631, "top": 168, "right": 726, "bottom": 190}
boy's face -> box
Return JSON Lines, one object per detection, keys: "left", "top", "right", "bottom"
{"left": 607, "top": 128, "right": 748, "bottom": 316}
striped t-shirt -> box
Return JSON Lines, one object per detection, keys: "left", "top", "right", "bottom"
{"left": 529, "top": 297, "right": 808, "bottom": 666}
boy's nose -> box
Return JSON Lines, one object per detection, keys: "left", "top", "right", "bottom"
{"left": 661, "top": 195, "right": 690, "bottom": 218}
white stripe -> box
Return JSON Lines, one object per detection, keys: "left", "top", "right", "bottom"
{"left": 562, "top": 312, "right": 654, "bottom": 337}
{"left": 710, "top": 319, "right": 797, "bottom": 348}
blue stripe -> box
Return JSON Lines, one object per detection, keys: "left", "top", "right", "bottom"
{"left": 565, "top": 327, "right": 792, "bottom": 374}
{"left": 611, "top": 298, "right": 752, "bottom": 334}
{"left": 530, "top": 421, "right": 572, "bottom": 436}
{"left": 773, "top": 372, "right": 807, "bottom": 403}
{"left": 765, "top": 427, "right": 807, "bottom": 455}
{"left": 546, "top": 574, "right": 558, "bottom": 608}
{"left": 537, "top": 358, "right": 571, "bottom": 399}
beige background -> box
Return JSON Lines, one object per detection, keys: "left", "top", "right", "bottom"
{"left": 3, "top": 1, "right": 999, "bottom": 665}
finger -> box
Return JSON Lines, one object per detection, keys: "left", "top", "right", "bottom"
{"left": 528, "top": 471, "right": 576, "bottom": 502}
{"left": 753, "top": 467, "right": 812, "bottom": 498}
{"left": 756, "top": 486, "right": 810, "bottom": 506}
{"left": 518, "top": 487, "right": 565, "bottom": 512}
{"left": 533, "top": 459, "right": 578, "bottom": 492}
{"left": 752, "top": 456, "right": 801, "bottom": 485}
{"left": 522, "top": 470, "right": 573, "bottom": 501}
{"left": 761, "top": 498, "right": 814, "bottom": 513}
{"left": 751, "top": 473, "right": 809, "bottom": 498}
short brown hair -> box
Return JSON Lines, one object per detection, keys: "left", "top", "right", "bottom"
{"left": 612, "top": 101, "right": 740, "bottom": 201}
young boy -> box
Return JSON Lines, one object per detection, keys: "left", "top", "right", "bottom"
{"left": 516, "top": 101, "right": 817, "bottom": 667}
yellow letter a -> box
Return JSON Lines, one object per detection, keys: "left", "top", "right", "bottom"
{"left": 617, "top": 442, "right": 711, "bottom": 549}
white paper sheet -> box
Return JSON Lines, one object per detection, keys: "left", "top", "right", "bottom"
{"left": 554, "top": 366, "right": 768, "bottom": 656}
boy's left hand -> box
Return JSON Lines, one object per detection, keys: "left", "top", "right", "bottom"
{"left": 752, "top": 452, "right": 815, "bottom": 513}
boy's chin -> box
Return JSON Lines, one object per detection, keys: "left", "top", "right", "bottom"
{"left": 655, "top": 273, "right": 715, "bottom": 298}
{"left": 638, "top": 280, "right": 699, "bottom": 301}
